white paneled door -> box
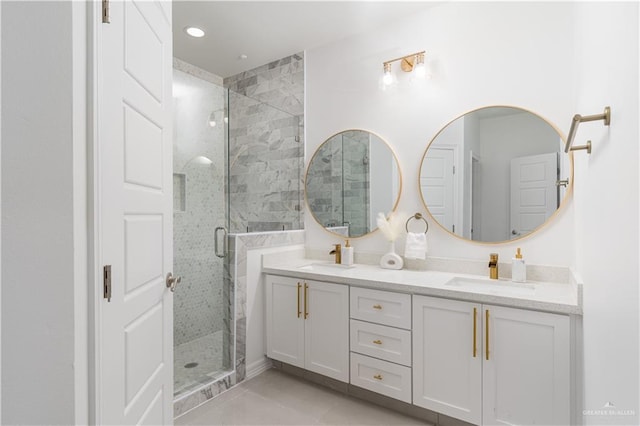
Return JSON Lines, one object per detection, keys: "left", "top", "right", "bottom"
{"left": 420, "top": 148, "right": 455, "bottom": 232}
{"left": 509, "top": 152, "right": 558, "bottom": 239}
{"left": 97, "top": 1, "right": 173, "bottom": 424}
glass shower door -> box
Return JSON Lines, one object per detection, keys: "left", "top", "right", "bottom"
{"left": 172, "top": 69, "right": 233, "bottom": 398}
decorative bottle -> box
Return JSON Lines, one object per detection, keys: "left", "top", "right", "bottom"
{"left": 512, "top": 248, "right": 526, "bottom": 283}
{"left": 342, "top": 239, "right": 354, "bottom": 266}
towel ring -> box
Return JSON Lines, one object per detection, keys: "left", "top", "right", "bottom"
{"left": 406, "top": 213, "right": 429, "bottom": 234}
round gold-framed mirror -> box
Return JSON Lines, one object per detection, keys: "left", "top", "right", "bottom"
{"left": 305, "top": 129, "right": 402, "bottom": 238}
{"left": 419, "top": 105, "right": 573, "bottom": 243}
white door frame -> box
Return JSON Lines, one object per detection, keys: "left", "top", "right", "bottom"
{"left": 468, "top": 151, "right": 481, "bottom": 241}
{"left": 87, "top": 0, "right": 104, "bottom": 421}
{"left": 0, "top": 1, "right": 3, "bottom": 419}
{"left": 73, "top": 1, "right": 90, "bottom": 424}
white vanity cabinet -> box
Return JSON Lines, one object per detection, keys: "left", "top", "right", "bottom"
{"left": 413, "top": 295, "right": 570, "bottom": 426}
{"left": 265, "top": 275, "right": 349, "bottom": 382}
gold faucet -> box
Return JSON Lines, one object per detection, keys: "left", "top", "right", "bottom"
{"left": 488, "top": 253, "right": 499, "bottom": 279}
{"left": 330, "top": 244, "right": 342, "bottom": 264}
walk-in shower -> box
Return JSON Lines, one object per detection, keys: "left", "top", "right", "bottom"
{"left": 171, "top": 55, "right": 304, "bottom": 401}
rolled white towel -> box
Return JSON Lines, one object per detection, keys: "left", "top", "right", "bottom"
{"left": 404, "top": 232, "right": 428, "bottom": 260}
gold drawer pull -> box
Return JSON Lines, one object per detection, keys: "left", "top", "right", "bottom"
{"left": 373, "top": 374, "right": 383, "bottom": 380}
{"left": 372, "top": 339, "right": 382, "bottom": 345}
{"left": 373, "top": 304, "right": 383, "bottom": 310}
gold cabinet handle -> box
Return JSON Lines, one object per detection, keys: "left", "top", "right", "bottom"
{"left": 485, "top": 309, "right": 490, "bottom": 361}
{"left": 297, "top": 282, "right": 301, "bottom": 318}
{"left": 473, "top": 307, "right": 477, "bottom": 358}
{"left": 373, "top": 339, "right": 382, "bottom": 345}
{"left": 373, "top": 304, "right": 382, "bottom": 310}
{"left": 304, "top": 283, "right": 309, "bottom": 319}
{"left": 373, "top": 374, "right": 383, "bottom": 380}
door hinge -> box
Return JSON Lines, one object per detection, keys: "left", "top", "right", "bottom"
{"left": 103, "top": 265, "right": 112, "bottom": 302}
{"left": 453, "top": 165, "right": 456, "bottom": 174}
{"left": 452, "top": 224, "right": 456, "bottom": 232}
{"left": 102, "top": 0, "right": 110, "bottom": 24}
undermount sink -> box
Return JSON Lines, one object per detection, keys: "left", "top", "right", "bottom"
{"left": 298, "top": 263, "right": 356, "bottom": 271}
{"left": 444, "top": 276, "right": 536, "bottom": 296}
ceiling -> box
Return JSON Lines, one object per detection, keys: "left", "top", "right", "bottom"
{"left": 172, "top": 1, "right": 438, "bottom": 79}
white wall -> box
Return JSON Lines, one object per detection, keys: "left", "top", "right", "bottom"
{"left": 306, "top": 1, "right": 576, "bottom": 265}
{"left": 572, "top": 2, "right": 639, "bottom": 424}
{"left": 1, "top": 2, "right": 86, "bottom": 423}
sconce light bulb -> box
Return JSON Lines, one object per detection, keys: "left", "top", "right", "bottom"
{"left": 208, "top": 112, "right": 217, "bottom": 127}
{"left": 414, "top": 62, "right": 426, "bottom": 78}
{"left": 382, "top": 62, "right": 393, "bottom": 86}
{"left": 383, "top": 71, "right": 393, "bottom": 86}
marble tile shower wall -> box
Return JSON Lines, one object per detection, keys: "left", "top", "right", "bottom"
{"left": 342, "top": 131, "right": 370, "bottom": 236}
{"left": 306, "top": 137, "right": 344, "bottom": 228}
{"left": 173, "top": 65, "right": 227, "bottom": 347}
{"left": 306, "top": 131, "right": 370, "bottom": 236}
{"left": 224, "top": 53, "right": 305, "bottom": 233}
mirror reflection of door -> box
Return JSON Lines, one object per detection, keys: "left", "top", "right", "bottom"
{"left": 510, "top": 152, "right": 559, "bottom": 239}
{"left": 419, "top": 106, "right": 571, "bottom": 243}
{"left": 420, "top": 147, "right": 455, "bottom": 232}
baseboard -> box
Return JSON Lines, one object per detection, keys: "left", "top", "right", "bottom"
{"left": 246, "top": 357, "right": 272, "bottom": 380}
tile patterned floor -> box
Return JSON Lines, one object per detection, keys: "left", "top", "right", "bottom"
{"left": 175, "top": 368, "right": 428, "bottom": 425}
{"left": 174, "top": 331, "right": 229, "bottom": 397}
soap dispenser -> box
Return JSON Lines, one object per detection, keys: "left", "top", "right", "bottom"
{"left": 512, "top": 248, "right": 526, "bottom": 283}
{"left": 342, "top": 239, "right": 354, "bottom": 266}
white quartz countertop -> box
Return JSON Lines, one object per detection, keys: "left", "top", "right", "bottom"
{"left": 262, "top": 259, "right": 582, "bottom": 315}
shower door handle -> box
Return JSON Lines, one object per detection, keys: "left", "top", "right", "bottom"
{"left": 215, "top": 226, "right": 227, "bottom": 258}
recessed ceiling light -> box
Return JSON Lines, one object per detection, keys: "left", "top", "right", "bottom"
{"left": 239, "top": 54, "right": 248, "bottom": 60}
{"left": 184, "top": 26, "right": 205, "bottom": 38}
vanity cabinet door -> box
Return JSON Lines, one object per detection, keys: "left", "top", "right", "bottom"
{"left": 304, "top": 280, "right": 349, "bottom": 381}
{"left": 482, "top": 305, "right": 570, "bottom": 426}
{"left": 265, "top": 275, "right": 349, "bottom": 382}
{"left": 413, "top": 295, "right": 482, "bottom": 425}
{"left": 265, "top": 275, "right": 305, "bottom": 368}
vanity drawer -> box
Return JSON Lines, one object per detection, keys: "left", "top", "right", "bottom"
{"left": 350, "top": 319, "right": 411, "bottom": 366}
{"left": 350, "top": 287, "right": 411, "bottom": 329}
{"left": 350, "top": 352, "right": 411, "bottom": 403}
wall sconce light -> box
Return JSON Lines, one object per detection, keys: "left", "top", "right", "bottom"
{"left": 382, "top": 51, "right": 427, "bottom": 86}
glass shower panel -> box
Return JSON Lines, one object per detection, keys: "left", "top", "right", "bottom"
{"left": 227, "top": 89, "right": 304, "bottom": 233}
{"left": 172, "top": 69, "right": 233, "bottom": 398}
